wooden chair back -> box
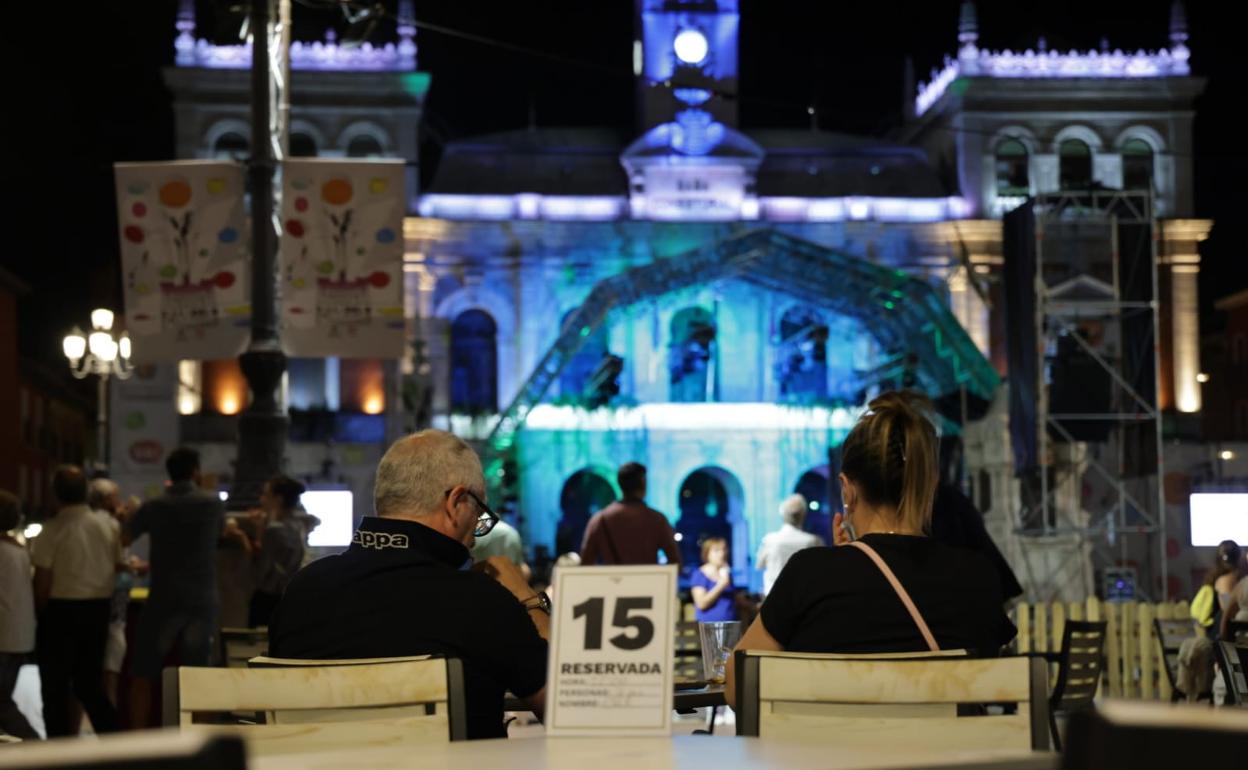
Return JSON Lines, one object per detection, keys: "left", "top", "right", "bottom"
{"left": 674, "top": 621, "right": 703, "bottom": 681}
{"left": 735, "top": 651, "right": 1049, "bottom": 751}
{"left": 1050, "top": 621, "right": 1107, "bottom": 712}
{"left": 162, "top": 657, "right": 467, "bottom": 754}
{"left": 1153, "top": 618, "right": 1196, "bottom": 700}
{"left": 1213, "top": 642, "right": 1248, "bottom": 707}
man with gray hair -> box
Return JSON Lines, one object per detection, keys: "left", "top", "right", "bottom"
{"left": 755, "top": 494, "right": 823, "bottom": 596}
{"left": 270, "top": 430, "right": 550, "bottom": 740}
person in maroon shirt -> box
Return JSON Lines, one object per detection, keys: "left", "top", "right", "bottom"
{"left": 580, "top": 463, "right": 681, "bottom": 566}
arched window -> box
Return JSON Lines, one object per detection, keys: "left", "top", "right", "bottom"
{"left": 289, "top": 132, "right": 318, "bottom": 158}
{"left": 347, "top": 134, "right": 384, "bottom": 158}
{"left": 449, "top": 310, "right": 497, "bottom": 413}
{"left": 213, "top": 132, "right": 248, "bottom": 160}
{"left": 669, "top": 307, "right": 716, "bottom": 403}
{"left": 287, "top": 358, "right": 329, "bottom": 411}
{"left": 1121, "top": 138, "right": 1154, "bottom": 192}
{"left": 994, "top": 139, "right": 1029, "bottom": 196}
{"left": 793, "top": 467, "right": 832, "bottom": 543}
{"left": 675, "top": 469, "right": 733, "bottom": 569}
{"left": 1059, "top": 139, "right": 1093, "bottom": 190}
{"left": 559, "top": 310, "right": 612, "bottom": 404}
{"left": 777, "top": 305, "right": 828, "bottom": 401}
{"left": 557, "top": 469, "right": 616, "bottom": 557}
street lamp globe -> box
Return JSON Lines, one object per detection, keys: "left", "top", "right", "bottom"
{"left": 62, "top": 308, "right": 133, "bottom": 474}
{"left": 62, "top": 329, "right": 87, "bottom": 361}
{"left": 91, "top": 308, "right": 115, "bottom": 331}
{"left": 88, "top": 331, "right": 115, "bottom": 361}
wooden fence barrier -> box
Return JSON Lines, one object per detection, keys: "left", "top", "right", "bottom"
{"left": 1013, "top": 599, "right": 1190, "bottom": 699}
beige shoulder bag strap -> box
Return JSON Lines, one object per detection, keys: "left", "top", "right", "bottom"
{"left": 847, "top": 540, "right": 940, "bottom": 652}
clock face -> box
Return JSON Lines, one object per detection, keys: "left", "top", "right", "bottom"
{"left": 673, "top": 28, "right": 709, "bottom": 65}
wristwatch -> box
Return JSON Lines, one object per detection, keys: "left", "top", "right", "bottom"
{"left": 522, "top": 591, "right": 552, "bottom": 614}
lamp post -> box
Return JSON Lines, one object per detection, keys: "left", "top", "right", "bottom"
{"left": 62, "top": 308, "right": 133, "bottom": 473}
{"left": 228, "top": 0, "right": 289, "bottom": 510}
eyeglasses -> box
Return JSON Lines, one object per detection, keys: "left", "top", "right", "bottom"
{"left": 446, "top": 487, "right": 499, "bottom": 537}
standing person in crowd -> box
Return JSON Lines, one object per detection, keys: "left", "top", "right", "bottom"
{"left": 125, "top": 448, "right": 224, "bottom": 728}
{"left": 0, "top": 491, "right": 38, "bottom": 740}
{"left": 30, "top": 466, "right": 122, "bottom": 737}
{"left": 1194, "top": 540, "right": 1243, "bottom": 634}
{"left": 929, "top": 437, "right": 1023, "bottom": 603}
{"left": 756, "top": 494, "right": 823, "bottom": 597}
{"left": 1178, "top": 540, "right": 1242, "bottom": 701}
{"left": 87, "top": 479, "right": 142, "bottom": 707}
{"left": 725, "top": 392, "right": 1016, "bottom": 708}
{"left": 580, "top": 463, "right": 681, "bottom": 566}
{"left": 247, "top": 475, "right": 309, "bottom": 628}
{"left": 1219, "top": 571, "right": 1248, "bottom": 641}
{"left": 691, "top": 537, "right": 737, "bottom": 622}
{"left": 270, "top": 430, "right": 550, "bottom": 740}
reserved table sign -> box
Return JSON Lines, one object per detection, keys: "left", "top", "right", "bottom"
{"left": 545, "top": 565, "right": 678, "bottom": 736}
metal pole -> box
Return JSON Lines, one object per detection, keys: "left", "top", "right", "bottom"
{"left": 97, "top": 374, "right": 109, "bottom": 474}
{"left": 1036, "top": 205, "right": 1051, "bottom": 538}
{"left": 1149, "top": 192, "right": 1168, "bottom": 598}
{"left": 228, "top": 0, "right": 288, "bottom": 510}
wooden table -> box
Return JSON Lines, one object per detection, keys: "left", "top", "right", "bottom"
{"left": 252, "top": 734, "right": 1056, "bottom": 770}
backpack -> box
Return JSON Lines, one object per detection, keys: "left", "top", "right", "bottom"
{"left": 1190, "top": 584, "right": 1216, "bottom": 628}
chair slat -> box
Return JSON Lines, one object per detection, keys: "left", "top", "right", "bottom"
{"left": 756, "top": 655, "right": 1033, "bottom": 703}
{"left": 176, "top": 659, "right": 448, "bottom": 713}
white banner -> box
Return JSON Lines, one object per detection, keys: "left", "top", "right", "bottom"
{"left": 280, "top": 159, "right": 406, "bottom": 357}
{"left": 114, "top": 161, "right": 250, "bottom": 362}
{"left": 108, "top": 363, "right": 179, "bottom": 502}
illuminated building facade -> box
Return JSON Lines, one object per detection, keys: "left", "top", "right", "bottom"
{"left": 148, "top": 1, "right": 1210, "bottom": 592}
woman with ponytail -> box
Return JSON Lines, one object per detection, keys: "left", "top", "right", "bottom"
{"left": 725, "top": 392, "right": 1016, "bottom": 707}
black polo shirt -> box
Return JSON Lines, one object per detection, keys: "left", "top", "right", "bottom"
{"left": 759, "top": 534, "right": 1016, "bottom": 657}
{"left": 269, "top": 517, "right": 547, "bottom": 739}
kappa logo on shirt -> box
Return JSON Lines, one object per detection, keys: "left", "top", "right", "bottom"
{"left": 352, "top": 530, "right": 410, "bottom": 550}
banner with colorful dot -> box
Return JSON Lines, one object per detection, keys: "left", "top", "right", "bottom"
{"left": 280, "top": 158, "right": 407, "bottom": 358}
{"left": 113, "top": 161, "right": 250, "bottom": 361}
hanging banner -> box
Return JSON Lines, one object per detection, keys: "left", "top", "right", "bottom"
{"left": 114, "top": 161, "right": 250, "bottom": 362}
{"left": 108, "top": 362, "right": 179, "bottom": 503}
{"left": 280, "top": 159, "right": 406, "bottom": 358}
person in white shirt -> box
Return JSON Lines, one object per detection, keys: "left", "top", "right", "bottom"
{"left": 88, "top": 478, "right": 140, "bottom": 707}
{"left": 755, "top": 494, "right": 823, "bottom": 596}
{"left": 30, "top": 466, "right": 123, "bottom": 737}
{"left": 0, "top": 490, "right": 38, "bottom": 740}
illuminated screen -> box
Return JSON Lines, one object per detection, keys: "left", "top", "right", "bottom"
{"left": 1189, "top": 493, "right": 1248, "bottom": 546}
{"left": 301, "top": 490, "right": 355, "bottom": 547}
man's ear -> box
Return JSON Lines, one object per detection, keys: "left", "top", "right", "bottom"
{"left": 443, "top": 485, "right": 462, "bottom": 525}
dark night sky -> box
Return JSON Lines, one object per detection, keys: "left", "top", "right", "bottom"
{"left": 8, "top": 0, "right": 1245, "bottom": 371}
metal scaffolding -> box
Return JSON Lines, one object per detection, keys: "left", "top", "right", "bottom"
{"left": 1022, "top": 190, "right": 1166, "bottom": 601}
{"left": 481, "top": 228, "right": 1001, "bottom": 489}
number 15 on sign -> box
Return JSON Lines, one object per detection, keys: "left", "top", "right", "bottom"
{"left": 545, "top": 565, "right": 677, "bottom": 736}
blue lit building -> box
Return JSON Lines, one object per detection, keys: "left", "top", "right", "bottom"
{"left": 157, "top": 1, "right": 1212, "bottom": 595}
